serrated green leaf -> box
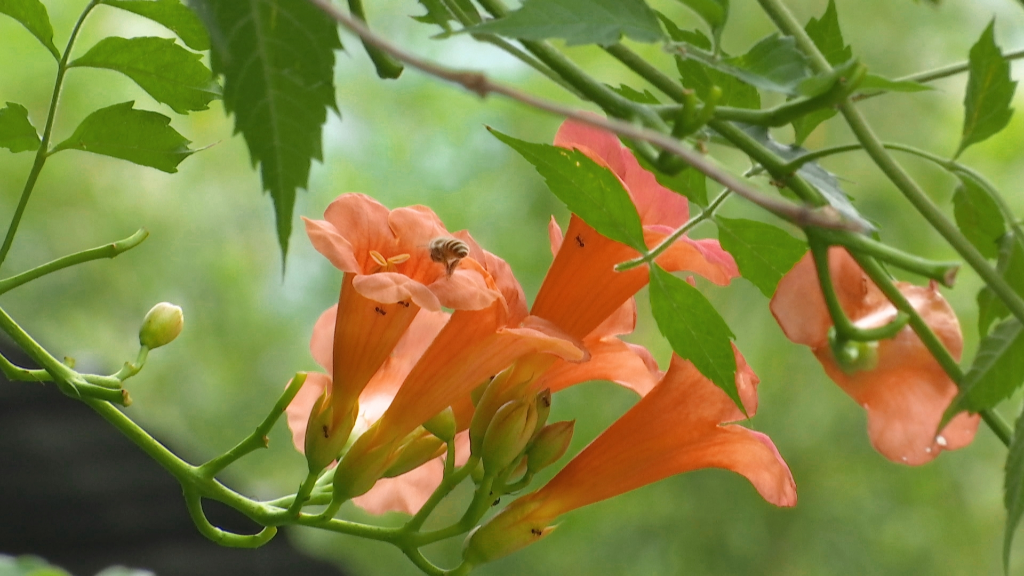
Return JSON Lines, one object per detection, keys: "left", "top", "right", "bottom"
{"left": 191, "top": 0, "right": 341, "bottom": 259}
{"left": 804, "top": 0, "right": 851, "bottom": 66}
{"left": 608, "top": 83, "right": 660, "bottom": 104}
{"left": 0, "top": 0, "right": 59, "bottom": 60}
{"left": 648, "top": 264, "right": 740, "bottom": 409}
{"left": 0, "top": 102, "right": 40, "bottom": 153}
{"left": 413, "top": 0, "right": 455, "bottom": 31}
{"left": 791, "top": 0, "right": 849, "bottom": 142}
{"left": 468, "top": 0, "right": 664, "bottom": 46}
{"left": 678, "top": 34, "right": 811, "bottom": 96}
{"left": 103, "top": 0, "right": 210, "bottom": 51}
{"left": 738, "top": 124, "right": 873, "bottom": 230}
{"left": 1004, "top": 407, "right": 1024, "bottom": 573}
{"left": 953, "top": 171, "right": 1006, "bottom": 259}
{"left": 948, "top": 318, "right": 1024, "bottom": 416}
{"left": 858, "top": 74, "right": 932, "bottom": 93}
{"left": 672, "top": 0, "right": 728, "bottom": 45}
{"left": 957, "top": 20, "right": 1017, "bottom": 158}
{"left": 51, "top": 101, "right": 192, "bottom": 173}
{"left": 715, "top": 217, "right": 806, "bottom": 297}
{"left": 490, "top": 127, "right": 646, "bottom": 251}
{"left": 71, "top": 36, "right": 220, "bottom": 114}
{"left": 978, "top": 232, "right": 1024, "bottom": 336}
{"left": 657, "top": 12, "right": 711, "bottom": 48}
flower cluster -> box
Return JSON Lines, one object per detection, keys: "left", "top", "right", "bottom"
{"left": 284, "top": 119, "right": 974, "bottom": 564}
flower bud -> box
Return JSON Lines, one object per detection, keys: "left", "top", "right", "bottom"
{"left": 482, "top": 399, "right": 537, "bottom": 475}
{"left": 526, "top": 420, "right": 574, "bottom": 474}
{"left": 828, "top": 329, "right": 879, "bottom": 375}
{"left": 384, "top": 429, "right": 445, "bottom": 477}
{"left": 423, "top": 406, "right": 457, "bottom": 442}
{"left": 303, "top": 392, "right": 359, "bottom": 473}
{"left": 530, "top": 389, "right": 552, "bottom": 439}
{"left": 463, "top": 499, "right": 555, "bottom": 565}
{"left": 333, "top": 440, "right": 396, "bottom": 502}
{"left": 138, "top": 302, "right": 183, "bottom": 349}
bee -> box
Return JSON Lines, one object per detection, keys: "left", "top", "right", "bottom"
{"left": 428, "top": 237, "right": 470, "bottom": 278}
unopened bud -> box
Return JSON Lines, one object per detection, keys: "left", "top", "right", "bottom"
{"left": 531, "top": 389, "right": 552, "bottom": 438}
{"left": 482, "top": 399, "right": 537, "bottom": 475}
{"left": 333, "top": 440, "right": 396, "bottom": 502}
{"left": 526, "top": 421, "right": 574, "bottom": 473}
{"left": 139, "top": 302, "right": 183, "bottom": 349}
{"left": 384, "top": 430, "right": 445, "bottom": 477}
{"left": 463, "top": 499, "right": 554, "bottom": 565}
{"left": 304, "top": 392, "right": 358, "bottom": 473}
{"left": 828, "top": 329, "right": 879, "bottom": 374}
{"left": 423, "top": 407, "right": 457, "bottom": 442}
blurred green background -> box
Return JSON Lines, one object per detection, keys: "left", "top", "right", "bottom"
{"left": 2, "top": 0, "right": 1024, "bottom": 574}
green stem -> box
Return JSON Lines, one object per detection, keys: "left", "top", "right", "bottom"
{"left": 617, "top": 189, "right": 731, "bottom": 271}
{"left": 814, "top": 228, "right": 960, "bottom": 287}
{"left": 0, "top": 229, "right": 148, "bottom": 295}
{"left": 183, "top": 488, "right": 278, "bottom": 548}
{"left": 286, "top": 471, "right": 321, "bottom": 516}
{"left": 756, "top": 0, "right": 1024, "bottom": 333}
{"left": 198, "top": 372, "right": 308, "bottom": 478}
{"left": 347, "top": 0, "right": 404, "bottom": 79}
{"left": 401, "top": 455, "right": 480, "bottom": 535}
{"left": 401, "top": 547, "right": 446, "bottom": 576}
{"left": 854, "top": 47, "right": 1024, "bottom": 102}
{"left": 603, "top": 43, "right": 688, "bottom": 102}
{"left": 0, "top": 0, "right": 100, "bottom": 271}
{"left": 852, "top": 255, "right": 1013, "bottom": 446}
{"left": 410, "top": 476, "right": 495, "bottom": 546}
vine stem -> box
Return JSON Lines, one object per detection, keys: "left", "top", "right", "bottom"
{"left": 754, "top": 0, "right": 1015, "bottom": 445}
{"left": 0, "top": 0, "right": 100, "bottom": 271}
{"left": 304, "top": 0, "right": 857, "bottom": 232}
{"left": 616, "top": 189, "right": 731, "bottom": 271}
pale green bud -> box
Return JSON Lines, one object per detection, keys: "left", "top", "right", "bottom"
{"left": 482, "top": 399, "right": 537, "bottom": 475}
{"left": 139, "top": 302, "right": 183, "bottom": 349}
{"left": 526, "top": 421, "right": 574, "bottom": 474}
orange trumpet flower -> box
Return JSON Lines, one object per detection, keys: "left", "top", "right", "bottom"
{"left": 770, "top": 247, "right": 978, "bottom": 465}
{"left": 464, "top": 349, "right": 796, "bottom": 564}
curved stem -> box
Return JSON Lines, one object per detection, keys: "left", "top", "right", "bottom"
{"left": 0, "top": 0, "right": 100, "bottom": 271}
{"left": 814, "top": 228, "right": 960, "bottom": 287}
{"left": 401, "top": 547, "right": 446, "bottom": 576}
{"left": 183, "top": 488, "right": 278, "bottom": 548}
{"left": 616, "top": 189, "right": 731, "bottom": 271}
{"left": 401, "top": 455, "right": 480, "bottom": 535}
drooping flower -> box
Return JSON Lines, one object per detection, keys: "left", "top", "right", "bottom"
{"left": 297, "top": 194, "right": 502, "bottom": 468}
{"left": 463, "top": 349, "right": 797, "bottom": 564}
{"left": 770, "top": 247, "right": 979, "bottom": 465}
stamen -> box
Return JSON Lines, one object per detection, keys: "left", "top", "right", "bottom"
{"left": 389, "top": 253, "right": 411, "bottom": 265}
{"left": 370, "top": 250, "right": 388, "bottom": 267}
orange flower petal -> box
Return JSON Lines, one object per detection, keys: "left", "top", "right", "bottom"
{"left": 521, "top": 351, "right": 796, "bottom": 523}
{"left": 533, "top": 335, "right": 660, "bottom": 397}
{"left": 322, "top": 194, "right": 396, "bottom": 272}
{"left": 351, "top": 273, "right": 441, "bottom": 311}
{"left": 426, "top": 257, "right": 501, "bottom": 311}
{"left": 645, "top": 230, "right": 739, "bottom": 286}
{"left": 770, "top": 248, "right": 979, "bottom": 464}
{"left": 456, "top": 231, "right": 529, "bottom": 325}
{"left": 310, "top": 304, "right": 337, "bottom": 376}
{"left": 303, "top": 217, "right": 360, "bottom": 273}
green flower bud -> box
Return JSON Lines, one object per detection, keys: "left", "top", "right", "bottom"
{"left": 139, "top": 302, "right": 183, "bottom": 349}
{"left": 526, "top": 420, "right": 574, "bottom": 474}
{"left": 828, "top": 328, "right": 879, "bottom": 374}
{"left": 304, "top": 392, "right": 358, "bottom": 473}
{"left": 423, "top": 406, "right": 457, "bottom": 442}
{"left": 482, "top": 399, "right": 537, "bottom": 475}
{"left": 384, "top": 430, "right": 445, "bottom": 477}
{"left": 531, "top": 389, "right": 551, "bottom": 439}
{"left": 463, "top": 500, "right": 554, "bottom": 565}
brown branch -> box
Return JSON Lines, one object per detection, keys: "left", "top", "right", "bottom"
{"left": 305, "top": 0, "right": 863, "bottom": 232}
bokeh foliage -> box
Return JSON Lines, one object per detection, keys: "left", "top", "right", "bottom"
{"left": 3, "top": 0, "right": 1024, "bottom": 574}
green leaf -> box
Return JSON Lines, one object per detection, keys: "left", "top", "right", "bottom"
{"left": 676, "top": 55, "right": 760, "bottom": 109}
{"left": 70, "top": 36, "right": 221, "bottom": 114}
{"left": 636, "top": 152, "right": 708, "bottom": 206}
{"left": 413, "top": 0, "right": 455, "bottom": 31}
{"left": 1005, "top": 407, "right": 1024, "bottom": 573}
{"left": 858, "top": 74, "right": 931, "bottom": 93}
{"left": 957, "top": 20, "right": 1017, "bottom": 158}
{"left": 737, "top": 124, "right": 873, "bottom": 230}
{"left": 657, "top": 12, "right": 710, "bottom": 48}
{"left": 0, "top": 555, "right": 73, "bottom": 576}
{"left": 190, "top": 0, "right": 342, "bottom": 258}
{"left": 791, "top": 0, "right": 849, "bottom": 143}
{"left": 949, "top": 318, "right": 1024, "bottom": 415}
{"left": 0, "top": 102, "right": 40, "bottom": 153}
{"left": 978, "top": 232, "right": 1024, "bottom": 336}
{"left": 467, "top": 0, "right": 664, "bottom": 46}
{"left": 715, "top": 217, "right": 806, "bottom": 297}
{"left": 490, "top": 127, "right": 646, "bottom": 251}
{"left": 51, "top": 101, "right": 193, "bottom": 173}
{"left": 648, "top": 264, "right": 740, "bottom": 409}
{"left": 678, "top": 34, "right": 811, "bottom": 96}
{"left": 804, "top": 0, "right": 851, "bottom": 66}
{"left": 608, "top": 83, "right": 660, "bottom": 104}
{"left": 102, "top": 0, "right": 210, "bottom": 51}
{"left": 672, "top": 0, "right": 728, "bottom": 45}
{"left": 0, "top": 0, "right": 59, "bottom": 60}
{"left": 952, "top": 171, "right": 1006, "bottom": 259}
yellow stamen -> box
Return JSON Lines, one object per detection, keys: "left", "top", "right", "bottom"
{"left": 370, "top": 250, "right": 388, "bottom": 268}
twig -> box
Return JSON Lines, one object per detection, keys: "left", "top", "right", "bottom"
{"left": 304, "top": 0, "right": 862, "bottom": 232}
